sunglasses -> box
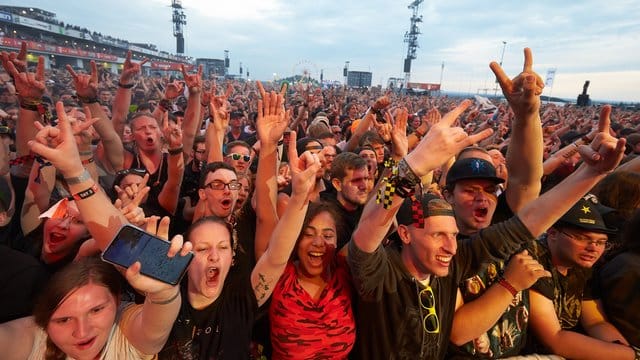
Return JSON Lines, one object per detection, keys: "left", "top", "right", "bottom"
{"left": 115, "top": 168, "right": 147, "bottom": 177}
{"left": 0, "top": 126, "right": 11, "bottom": 135}
{"left": 419, "top": 286, "right": 440, "bottom": 334}
{"left": 226, "top": 153, "right": 251, "bottom": 162}
{"left": 204, "top": 180, "right": 242, "bottom": 191}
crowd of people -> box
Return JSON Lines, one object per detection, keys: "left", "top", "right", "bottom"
{"left": 0, "top": 41, "right": 639, "bottom": 359}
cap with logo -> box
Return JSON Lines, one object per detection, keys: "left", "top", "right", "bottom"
{"left": 446, "top": 158, "right": 504, "bottom": 186}
{"left": 555, "top": 194, "right": 617, "bottom": 234}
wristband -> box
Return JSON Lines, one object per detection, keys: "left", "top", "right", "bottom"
{"left": 497, "top": 277, "right": 518, "bottom": 297}
{"left": 398, "top": 158, "right": 420, "bottom": 187}
{"left": 78, "top": 96, "right": 99, "bottom": 104}
{"left": 81, "top": 157, "right": 95, "bottom": 165}
{"left": 19, "top": 98, "right": 53, "bottom": 124}
{"left": 118, "top": 82, "right": 135, "bottom": 89}
{"left": 64, "top": 169, "right": 92, "bottom": 185}
{"left": 147, "top": 290, "right": 180, "bottom": 305}
{"left": 70, "top": 183, "right": 99, "bottom": 201}
{"left": 159, "top": 99, "right": 173, "bottom": 112}
{"left": 168, "top": 146, "right": 183, "bottom": 155}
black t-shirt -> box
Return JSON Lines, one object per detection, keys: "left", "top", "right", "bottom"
{"left": 348, "top": 216, "right": 535, "bottom": 360}
{"left": 158, "top": 262, "right": 259, "bottom": 359}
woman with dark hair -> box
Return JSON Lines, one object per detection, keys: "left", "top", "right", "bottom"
{"left": 597, "top": 209, "right": 640, "bottom": 347}
{"left": 268, "top": 201, "right": 356, "bottom": 359}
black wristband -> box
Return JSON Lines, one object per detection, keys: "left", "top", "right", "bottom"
{"left": 78, "top": 96, "right": 99, "bottom": 104}
{"left": 118, "top": 82, "right": 135, "bottom": 89}
{"left": 168, "top": 146, "right": 183, "bottom": 155}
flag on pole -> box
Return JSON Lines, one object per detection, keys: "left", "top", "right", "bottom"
{"left": 545, "top": 68, "right": 557, "bottom": 87}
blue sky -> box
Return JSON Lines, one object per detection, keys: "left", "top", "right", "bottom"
{"left": 10, "top": 0, "right": 640, "bottom": 102}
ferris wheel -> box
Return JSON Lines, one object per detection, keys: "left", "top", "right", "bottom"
{"left": 291, "top": 60, "right": 319, "bottom": 82}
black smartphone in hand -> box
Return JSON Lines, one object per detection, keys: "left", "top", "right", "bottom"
{"left": 102, "top": 224, "right": 193, "bottom": 286}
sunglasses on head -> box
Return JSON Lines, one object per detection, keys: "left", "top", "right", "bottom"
{"left": 115, "top": 168, "right": 147, "bottom": 177}
{"left": 226, "top": 153, "right": 251, "bottom": 162}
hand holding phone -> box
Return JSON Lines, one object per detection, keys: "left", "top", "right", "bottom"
{"left": 102, "top": 223, "right": 194, "bottom": 286}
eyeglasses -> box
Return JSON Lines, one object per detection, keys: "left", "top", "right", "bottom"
{"left": 557, "top": 228, "right": 611, "bottom": 250}
{"left": 204, "top": 180, "right": 242, "bottom": 191}
{"left": 115, "top": 168, "right": 147, "bottom": 177}
{"left": 226, "top": 153, "right": 251, "bottom": 162}
{"left": 418, "top": 286, "right": 440, "bottom": 334}
{"left": 194, "top": 149, "right": 206, "bottom": 154}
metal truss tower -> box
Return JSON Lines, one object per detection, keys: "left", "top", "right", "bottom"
{"left": 172, "top": 0, "right": 187, "bottom": 54}
{"left": 403, "top": 0, "right": 424, "bottom": 88}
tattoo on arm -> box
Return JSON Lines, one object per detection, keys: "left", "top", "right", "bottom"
{"left": 254, "top": 273, "right": 270, "bottom": 301}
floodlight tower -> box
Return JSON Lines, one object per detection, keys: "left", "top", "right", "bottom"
{"left": 403, "top": 0, "right": 424, "bottom": 88}
{"left": 171, "top": 0, "right": 187, "bottom": 54}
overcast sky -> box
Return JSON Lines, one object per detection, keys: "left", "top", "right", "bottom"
{"left": 9, "top": 0, "right": 640, "bottom": 102}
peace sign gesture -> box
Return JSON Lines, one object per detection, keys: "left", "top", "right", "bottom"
{"left": 490, "top": 48, "right": 544, "bottom": 118}
{"left": 66, "top": 61, "right": 99, "bottom": 100}
{"left": 405, "top": 100, "right": 493, "bottom": 177}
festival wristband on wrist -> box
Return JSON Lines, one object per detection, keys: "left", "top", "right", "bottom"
{"left": 69, "top": 183, "right": 99, "bottom": 201}
{"left": 78, "top": 96, "right": 99, "bottom": 104}
{"left": 64, "top": 169, "right": 92, "bottom": 185}
{"left": 497, "top": 277, "right": 518, "bottom": 297}
{"left": 118, "top": 82, "right": 135, "bottom": 89}
{"left": 168, "top": 146, "right": 184, "bottom": 155}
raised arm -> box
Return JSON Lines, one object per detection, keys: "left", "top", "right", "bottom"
{"left": 112, "top": 51, "right": 147, "bottom": 139}
{"left": 206, "top": 83, "right": 233, "bottom": 163}
{"left": 253, "top": 81, "right": 289, "bottom": 260}
{"left": 67, "top": 61, "right": 124, "bottom": 170}
{"left": 180, "top": 64, "right": 203, "bottom": 160}
{"left": 491, "top": 48, "right": 543, "bottom": 212}
{"left": 353, "top": 100, "right": 493, "bottom": 253}
{"left": 516, "top": 105, "right": 625, "bottom": 238}
{"left": 252, "top": 149, "right": 320, "bottom": 306}
{"left": 157, "top": 112, "right": 184, "bottom": 215}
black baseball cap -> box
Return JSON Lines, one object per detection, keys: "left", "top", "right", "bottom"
{"left": 555, "top": 194, "right": 617, "bottom": 234}
{"left": 446, "top": 158, "right": 504, "bottom": 186}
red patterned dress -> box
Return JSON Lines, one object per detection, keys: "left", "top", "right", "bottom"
{"left": 269, "top": 257, "right": 356, "bottom": 359}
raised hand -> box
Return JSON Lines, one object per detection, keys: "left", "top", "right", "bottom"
{"left": 2, "top": 53, "right": 45, "bottom": 100}
{"left": 0, "top": 41, "right": 28, "bottom": 73}
{"left": 114, "top": 172, "right": 150, "bottom": 208}
{"left": 66, "top": 107, "right": 98, "bottom": 149}
{"left": 125, "top": 216, "right": 192, "bottom": 297}
{"left": 390, "top": 107, "right": 409, "bottom": 159}
{"left": 256, "top": 80, "right": 289, "bottom": 145}
{"left": 287, "top": 131, "right": 321, "bottom": 200}
{"left": 181, "top": 64, "right": 203, "bottom": 95}
{"left": 66, "top": 61, "right": 98, "bottom": 100}
{"left": 164, "top": 80, "right": 185, "bottom": 100}
{"left": 405, "top": 99, "right": 493, "bottom": 177}
{"left": 503, "top": 250, "right": 551, "bottom": 293}
{"left": 28, "top": 101, "right": 82, "bottom": 177}
{"left": 120, "top": 51, "right": 148, "bottom": 85}
{"left": 577, "top": 105, "right": 625, "bottom": 174}
{"left": 424, "top": 107, "right": 441, "bottom": 129}
{"left": 162, "top": 111, "right": 183, "bottom": 149}
{"left": 490, "top": 48, "right": 544, "bottom": 118}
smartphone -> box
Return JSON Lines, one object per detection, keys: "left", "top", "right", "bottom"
{"left": 102, "top": 224, "right": 194, "bottom": 285}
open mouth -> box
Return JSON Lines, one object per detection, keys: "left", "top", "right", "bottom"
{"left": 435, "top": 255, "right": 453, "bottom": 266}
{"left": 221, "top": 198, "right": 233, "bottom": 207}
{"left": 206, "top": 267, "right": 220, "bottom": 285}
{"left": 473, "top": 207, "right": 488, "bottom": 219}
{"left": 146, "top": 137, "right": 154, "bottom": 145}
{"left": 48, "top": 232, "right": 66, "bottom": 245}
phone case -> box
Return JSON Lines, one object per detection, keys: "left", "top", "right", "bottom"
{"left": 102, "top": 224, "right": 193, "bottom": 285}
